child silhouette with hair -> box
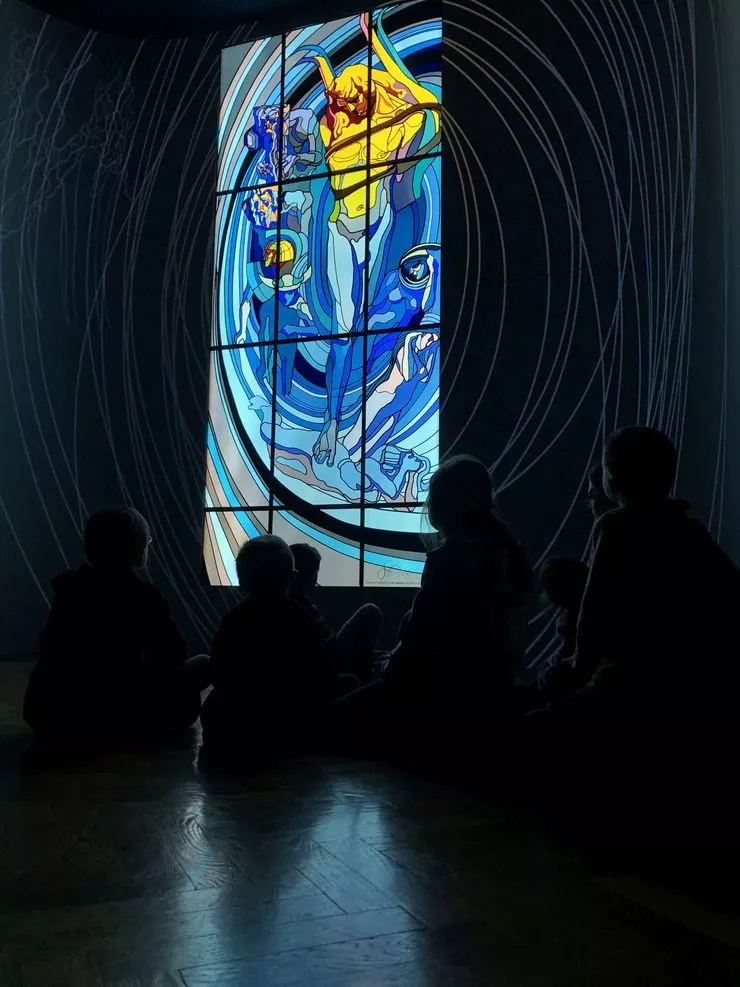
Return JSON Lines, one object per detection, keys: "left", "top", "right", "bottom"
{"left": 290, "top": 542, "right": 382, "bottom": 683}
{"left": 23, "top": 506, "right": 210, "bottom": 741}
{"left": 387, "top": 455, "right": 534, "bottom": 709}
{"left": 200, "top": 535, "right": 337, "bottom": 760}
{"left": 335, "top": 455, "right": 535, "bottom": 748}
{"left": 537, "top": 557, "right": 591, "bottom": 700}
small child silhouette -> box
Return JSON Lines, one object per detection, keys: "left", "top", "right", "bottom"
{"left": 537, "top": 557, "right": 590, "bottom": 699}
{"left": 200, "top": 535, "right": 336, "bottom": 761}
{"left": 334, "top": 455, "right": 535, "bottom": 752}
{"left": 23, "top": 506, "right": 209, "bottom": 741}
{"left": 290, "top": 542, "right": 382, "bottom": 683}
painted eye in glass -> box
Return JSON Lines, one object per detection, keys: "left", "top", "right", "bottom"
{"left": 400, "top": 250, "right": 432, "bottom": 287}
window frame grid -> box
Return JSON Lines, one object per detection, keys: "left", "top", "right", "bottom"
{"left": 209, "top": 8, "right": 441, "bottom": 587}
{"left": 215, "top": 150, "right": 441, "bottom": 199}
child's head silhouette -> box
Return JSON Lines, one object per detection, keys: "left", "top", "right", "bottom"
{"left": 539, "top": 557, "right": 589, "bottom": 612}
{"left": 84, "top": 507, "right": 151, "bottom": 572}
{"left": 290, "top": 543, "right": 322, "bottom": 592}
{"left": 603, "top": 427, "right": 677, "bottom": 505}
{"left": 427, "top": 455, "right": 495, "bottom": 536}
{"left": 236, "top": 535, "right": 294, "bottom": 596}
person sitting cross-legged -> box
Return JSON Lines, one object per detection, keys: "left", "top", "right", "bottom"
{"left": 200, "top": 535, "right": 340, "bottom": 763}
{"left": 23, "top": 507, "right": 210, "bottom": 744}
{"left": 332, "top": 455, "right": 536, "bottom": 762}
{"left": 536, "top": 557, "right": 592, "bottom": 703}
{"left": 561, "top": 427, "right": 740, "bottom": 719}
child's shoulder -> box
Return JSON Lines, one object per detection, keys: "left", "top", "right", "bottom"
{"left": 48, "top": 566, "right": 167, "bottom": 626}
{"left": 131, "top": 577, "right": 170, "bottom": 612}
{"left": 600, "top": 499, "right": 696, "bottom": 534}
{"left": 110, "top": 568, "right": 166, "bottom": 607}
{"left": 50, "top": 565, "right": 104, "bottom": 603}
{"left": 429, "top": 525, "right": 515, "bottom": 572}
{"left": 276, "top": 594, "right": 320, "bottom": 626}
{"left": 51, "top": 566, "right": 88, "bottom": 594}
{"left": 595, "top": 504, "right": 631, "bottom": 538}
{"left": 226, "top": 594, "right": 313, "bottom": 622}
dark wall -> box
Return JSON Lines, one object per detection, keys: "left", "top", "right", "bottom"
{"left": 0, "top": 0, "right": 726, "bottom": 660}
{"left": 713, "top": 0, "right": 740, "bottom": 564}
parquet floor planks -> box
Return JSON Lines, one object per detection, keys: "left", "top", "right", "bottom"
{"left": 1, "top": 660, "right": 739, "bottom": 986}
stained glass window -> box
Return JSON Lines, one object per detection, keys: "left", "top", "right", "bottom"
{"left": 205, "top": 2, "right": 442, "bottom": 587}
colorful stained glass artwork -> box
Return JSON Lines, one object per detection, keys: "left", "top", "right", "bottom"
{"left": 206, "top": 2, "right": 442, "bottom": 586}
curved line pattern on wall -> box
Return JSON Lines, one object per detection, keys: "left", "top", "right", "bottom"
{"left": 0, "top": 0, "right": 722, "bottom": 661}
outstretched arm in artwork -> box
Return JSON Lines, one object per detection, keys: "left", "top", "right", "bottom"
{"left": 362, "top": 8, "right": 437, "bottom": 106}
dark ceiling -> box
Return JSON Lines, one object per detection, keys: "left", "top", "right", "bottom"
{"left": 20, "top": 0, "right": 305, "bottom": 37}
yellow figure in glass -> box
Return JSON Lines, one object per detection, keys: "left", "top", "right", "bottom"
{"left": 301, "top": 8, "right": 441, "bottom": 465}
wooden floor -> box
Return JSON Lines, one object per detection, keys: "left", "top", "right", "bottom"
{"left": 2, "top": 663, "right": 740, "bottom": 985}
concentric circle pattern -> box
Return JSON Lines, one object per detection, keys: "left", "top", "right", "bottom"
{"left": 0, "top": 0, "right": 725, "bottom": 662}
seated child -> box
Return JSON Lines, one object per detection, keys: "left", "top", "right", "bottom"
{"left": 529, "top": 466, "right": 612, "bottom": 706}
{"left": 537, "top": 557, "right": 590, "bottom": 699}
{"left": 567, "top": 427, "right": 740, "bottom": 718}
{"left": 290, "top": 542, "right": 382, "bottom": 682}
{"left": 23, "top": 507, "right": 209, "bottom": 740}
{"left": 335, "top": 455, "right": 535, "bottom": 738}
{"left": 200, "top": 536, "right": 337, "bottom": 758}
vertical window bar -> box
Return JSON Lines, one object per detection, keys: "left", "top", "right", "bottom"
{"left": 359, "top": 9, "right": 373, "bottom": 588}
{"left": 268, "top": 35, "right": 287, "bottom": 534}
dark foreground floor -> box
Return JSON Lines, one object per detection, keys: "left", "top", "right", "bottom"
{"left": 1, "top": 661, "right": 740, "bottom": 986}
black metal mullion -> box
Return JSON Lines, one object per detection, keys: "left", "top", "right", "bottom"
{"left": 268, "top": 35, "right": 287, "bottom": 534}
{"left": 359, "top": 9, "right": 374, "bottom": 589}
{"left": 205, "top": 503, "right": 424, "bottom": 514}
{"left": 211, "top": 322, "right": 442, "bottom": 353}
{"left": 213, "top": 9, "right": 440, "bottom": 585}
{"left": 216, "top": 151, "right": 442, "bottom": 198}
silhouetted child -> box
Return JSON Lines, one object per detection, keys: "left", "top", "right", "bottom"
{"left": 200, "top": 535, "right": 336, "bottom": 759}
{"left": 290, "top": 542, "right": 382, "bottom": 683}
{"left": 23, "top": 507, "right": 209, "bottom": 741}
{"left": 537, "top": 557, "right": 590, "bottom": 699}
{"left": 527, "top": 470, "right": 612, "bottom": 708}
{"left": 567, "top": 427, "right": 740, "bottom": 718}
{"left": 335, "top": 455, "right": 535, "bottom": 746}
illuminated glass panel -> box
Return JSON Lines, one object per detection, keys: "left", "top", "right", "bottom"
{"left": 206, "top": 2, "right": 443, "bottom": 587}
